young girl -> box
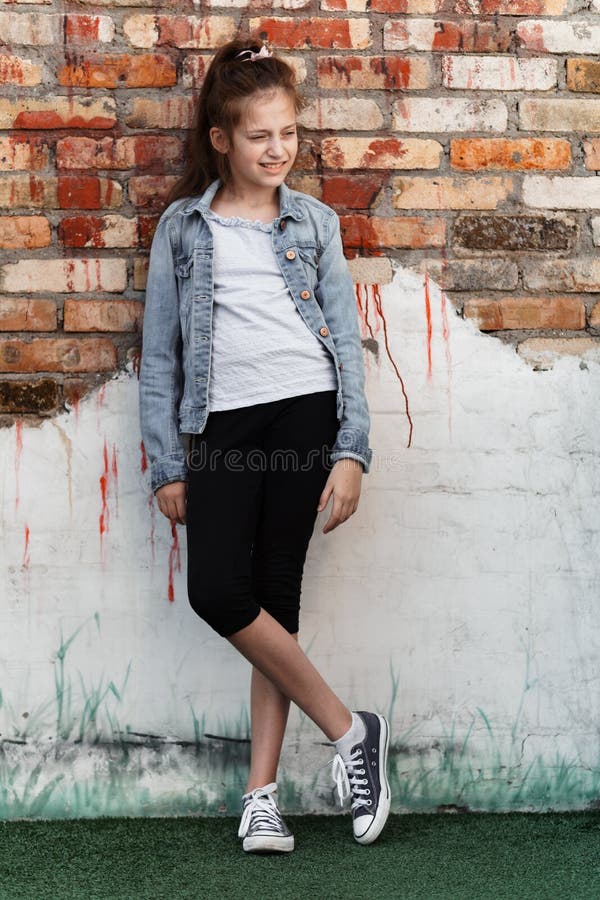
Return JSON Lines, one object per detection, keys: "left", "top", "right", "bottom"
{"left": 139, "top": 35, "right": 390, "bottom": 853}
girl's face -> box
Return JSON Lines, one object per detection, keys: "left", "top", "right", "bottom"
{"left": 211, "top": 88, "right": 298, "bottom": 197}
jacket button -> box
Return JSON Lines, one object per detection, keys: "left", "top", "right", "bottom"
{"left": 300, "top": 290, "right": 311, "bottom": 300}
{"left": 279, "top": 219, "right": 287, "bottom": 231}
{"left": 286, "top": 249, "right": 296, "bottom": 260}
{"left": 319, "top": 326, "right": 329, "bottom": 337}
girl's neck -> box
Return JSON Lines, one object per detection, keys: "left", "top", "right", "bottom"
{"left": 211, "top": 182, "right": 280, "bottom": 223}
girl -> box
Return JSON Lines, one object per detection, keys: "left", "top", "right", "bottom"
{"left": 139, "top": 35, "right": 390, "bottom": 853}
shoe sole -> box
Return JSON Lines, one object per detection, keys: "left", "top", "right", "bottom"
{"left": 243, "top": 835, "right": 295, "bottom": 853}
{"left": 354, "top": 714, "right": 391, "bottom": 846}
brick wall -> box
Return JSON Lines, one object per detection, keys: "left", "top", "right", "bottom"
{"left": 1, "top": 5, "right": 599, "bottom": 419}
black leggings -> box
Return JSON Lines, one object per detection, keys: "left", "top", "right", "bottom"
{"left": 185, "top": 390, "right": 339, "bottom": 638}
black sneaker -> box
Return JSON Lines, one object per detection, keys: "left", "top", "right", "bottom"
{"left": 238, "top": 782, "right": 294, "bottom": 853}
{"left": 332, "top": 711, "right": 391, "bottom": 844}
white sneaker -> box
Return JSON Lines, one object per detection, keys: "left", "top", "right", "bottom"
{"left": 332, "top": 711, "right": 391, "bottom": 845}
{"left": 238, "top": 783, "right": 295, "bottom": 853}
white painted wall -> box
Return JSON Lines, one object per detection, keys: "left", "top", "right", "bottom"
{"left": 2, "top": 265, "right": 599, "bottom": 819}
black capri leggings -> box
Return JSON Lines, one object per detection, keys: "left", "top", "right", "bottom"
{"left": 185, "top": 389, "right": 339, "bottom": 638}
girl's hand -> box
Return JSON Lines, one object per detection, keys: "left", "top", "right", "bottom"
{"left": 317, "top": 459, "right": 363, "bottom": 534}
{"left": 156, "top": 481, "right": 187, "bottom": 526}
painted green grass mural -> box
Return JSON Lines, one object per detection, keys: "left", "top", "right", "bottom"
{"left": 1, "top": 617, "right": 599, "bottom": 820}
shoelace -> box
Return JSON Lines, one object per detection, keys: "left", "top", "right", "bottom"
{"left": 238, "top": 784, "right": 285, "bottom": 838}
{"left": 332, "top": 749, "right": 371, "bottom": 811}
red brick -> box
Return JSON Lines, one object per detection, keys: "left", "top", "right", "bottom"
{"left": 59, "top": 215, "right": 139, "bottom": 248}
{"left": 0, "top": 98, "right": 115, "bottom": 130}
{"left": 133, "top": 257, "right": 148, "bottom": 290}
{"left": 340, "top": 215, "right": 445, "bottom": 249}
{"left": 584, "top": 139, "right": 600, "bottom": 171}
{"left": 0, "top": 216, "right": 50, "bottom": 249}
{"left": 58, "top": 53, "right": 176, "bottom": 89}
{"left": 64, "top": 14, "right": 114, "bottom": 44}
{"left": 249, "top": 17, "right": 371, "bottom": 49}
{"left": 451, "top": 138, "right": 571, "bottom": 171}
{"left": 56, "top": 135, "right": 183, "bottom": 171}
{"left": 322, "top": 176, "right": 383, "bottom": 209}
{"left": 58, "top": 176, "right": 122, "bottom": 209}
{"left": 64, "top": 299, "right": 144, "bottom": 332}
{"left": 321, "top": 136, "right": 442, "bottom": 170}
{"left": 318, "top": 56, "right": 430, "bottom": 90}
{"left": 464, "top": 296, "right": 585, "bottom": 331}
{"left": 0, "top": 298, "right": 57, "bottom": 331}
{"left": 0, "top": 338, "right": 117, "bottom": 372}
{"left": 181, "top": 54, "right": 211, "bottom": 89}
{"left": 128, "top": 175, "right": 179, "bottom": 208}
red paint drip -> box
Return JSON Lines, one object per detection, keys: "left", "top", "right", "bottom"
{"left": 371, "top": 285, "right": 414, "bottom": 448}
{"left": 140, "top": 440, "right": 148, "bottom": 473}
{"left": 440, "top": 290, "right": 453, "bottom": 438}
{"left": 23, "top": 524, "right": 30, "bottom": 567}
{"left": 99, "top": 438, "right": 110, "bottom": 555}
{"left": 424, "top": 270, "right": 433, "bottom": 381}
{"left": 131, "top": 348, "right": 142, "bottom": 379}
{"left": 14, "top": 420, "right": 23, "bottom": 512}
{"left": 167, "top": 520, "right": 181, "bottom": 603}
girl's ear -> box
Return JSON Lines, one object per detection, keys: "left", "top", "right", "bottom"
{"left": 210, "top": 127, "right": 230, "bottom": 155}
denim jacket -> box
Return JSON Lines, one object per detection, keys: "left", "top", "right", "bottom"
{"left": 139, "top": 178, "right": 373, "bottom": 493}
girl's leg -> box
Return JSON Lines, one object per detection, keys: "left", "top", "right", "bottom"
{"left": 230, "top": 612, "right": 352, "bottom": 743}
{"left": 245, "top": 634, "right": 298, "bottom": 793}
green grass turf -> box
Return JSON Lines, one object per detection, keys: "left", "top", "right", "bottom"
{"left": 1, "top": 812, "right": 600, "bottom": 900}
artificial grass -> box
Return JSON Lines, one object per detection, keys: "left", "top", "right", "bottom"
{"left": 1, "top": 812, "right": 599, "bottom": 900}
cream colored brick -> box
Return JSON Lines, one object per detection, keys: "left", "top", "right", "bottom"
{"left": 0, "top": 259, "right": 127, "bottom": 293}
{"left": 300, "top": 99, "right": 383, "bottom": 131}
{"left": 518, "top": 20, "right": 600, "bottom": 54}
{"left": 523, "top": 176, "right": 600, "bottom": 209}
{"left": 0, "top": 12, "right": 58, "bottom": 44}
{"left": 393, "top": 176, "right": 512, "bottom": 210}
{"left": 522, "top": 258, "right": 600, "bottom": 292}
{"left": 518, "top": 338, "right": 600, "bottom": 369}
{"left": 393, "top": 98, "right": 507, "bottom": 133}
{"left": 0, "top": 55, "right": 42, "bottom": 85}
{"left": 348, "top": 257, "right": 393, "bottom": 284}
{"left": 442, "top": 56, "right": 557, "bottom": 91}
{"left": 520, "top": 98, "right": 600, "bottom": 132}
{"left": 0, "top": 175, "right": 57, "bottom": 207}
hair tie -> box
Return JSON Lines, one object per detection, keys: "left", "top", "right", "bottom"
{"left": 235, "top": 44, "right": 273, "bottom": 63}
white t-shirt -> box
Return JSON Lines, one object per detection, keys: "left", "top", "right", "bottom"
{"left": 204, "top": 208, "right": 337, "bottom": 412}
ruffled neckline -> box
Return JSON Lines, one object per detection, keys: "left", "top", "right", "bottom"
{"left": 204, "top": 207, "right": 275, "bottom": 233}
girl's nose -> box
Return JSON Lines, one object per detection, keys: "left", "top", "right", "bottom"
{"left": 267, "top": 138, "right": 284, "bottom": 157}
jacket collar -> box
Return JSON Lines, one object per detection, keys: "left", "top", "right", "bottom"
{"left": 181, "top": 178, "right": 305, "bottom": 221}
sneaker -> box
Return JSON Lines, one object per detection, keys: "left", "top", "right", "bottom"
{"left": 332, "top": 711, "right": 391, "bottom": 845}
{"left": 238, "top": 782, "right": 294, "bottom": 853}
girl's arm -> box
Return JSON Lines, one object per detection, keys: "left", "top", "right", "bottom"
{"left": 139, "top": 213, "right": 188, "bottom": 495}
{"left": 315, "top": 210, "right": 373, "bottom": 474}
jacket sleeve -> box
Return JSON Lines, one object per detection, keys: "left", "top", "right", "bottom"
{"left": 139, "top": 213, "right": 188, "bottom": 494}
{"left": 315, "top": 210, "right": 373, "bottom": 474}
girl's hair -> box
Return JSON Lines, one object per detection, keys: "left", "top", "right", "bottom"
{"left": 167, "top": 35, "right": 305, "bottom": 204}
